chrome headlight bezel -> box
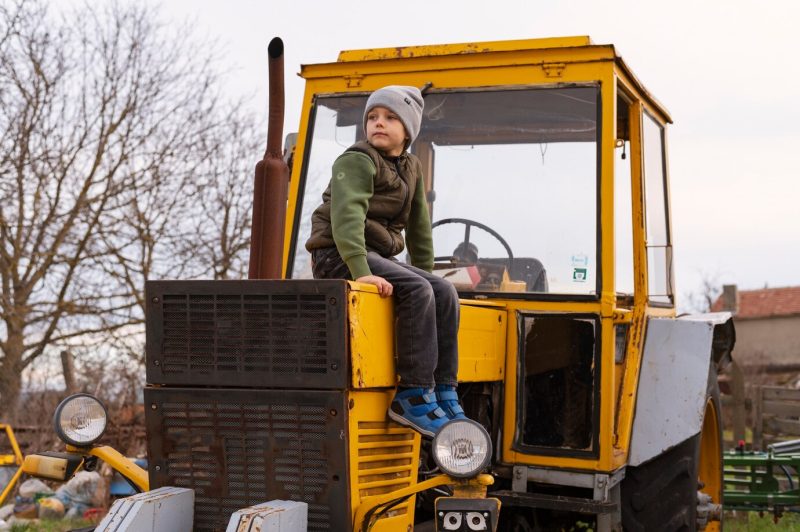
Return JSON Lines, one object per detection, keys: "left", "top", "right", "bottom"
{"left": 432, "top": 419, "right": 493, "bottom": 479}
{"left": 53, "top": 393, "right": 108, "bottom": 447}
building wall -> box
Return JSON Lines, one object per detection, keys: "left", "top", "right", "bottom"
{"left": 732, "top": 315, "right": 800, "bottom": 367}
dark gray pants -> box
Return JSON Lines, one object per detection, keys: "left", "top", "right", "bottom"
{"left": 312, "top": 247, "right": 459, "bottom": 388}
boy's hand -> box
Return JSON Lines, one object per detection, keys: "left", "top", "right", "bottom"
{"left": 356, "top": 275, "right": 393, "bottom": 297}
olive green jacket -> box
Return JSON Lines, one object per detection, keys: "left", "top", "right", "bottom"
{"left": 305, "top": 141, "right": 434, "bottom": 279}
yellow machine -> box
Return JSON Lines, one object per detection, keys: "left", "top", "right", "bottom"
{"left": 21, "top": 36, "right": 735, "bottom": 532}
{"left": 272, "top": 35, "right": 734, "bottom": 531}
{"left": 0, "top": 424, "right": 24, "bottom": 506}
{"left": 18, "top": 394, "right": 148, "bottom": 492}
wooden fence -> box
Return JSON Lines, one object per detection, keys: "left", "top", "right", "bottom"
{"left": 720, "top": 363, "right": 800, "bottom": 450}
{"left": 752, "top": 386, "right": 800, "bottom": 450}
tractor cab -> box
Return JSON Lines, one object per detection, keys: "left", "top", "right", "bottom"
{"left": 288, "top": 36, "right": 673, "bottom": 309}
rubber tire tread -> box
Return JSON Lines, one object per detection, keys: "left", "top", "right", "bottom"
{"left": 621, "top": 365, "right": 722, "bottom": 532}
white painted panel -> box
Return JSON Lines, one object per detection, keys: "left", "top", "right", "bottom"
{"left": 95, "top": 486, "right": 194, "bottom": 532}
{"left": 628, "top": 318, "right": 713, "bottom": 466}
{"left": 226, "top": 500, "right": 308, "bottom": 532}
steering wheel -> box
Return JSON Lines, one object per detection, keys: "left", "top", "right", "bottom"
{"left": 431, "top": 218, "right": 513, "bottom": 267}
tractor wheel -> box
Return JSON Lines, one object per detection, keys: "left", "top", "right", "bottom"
{"left": 621, "top": 365, "right": 723, "bottom": 531}
{"left": 498, "top": 509, "right": 535, "bottom": 532}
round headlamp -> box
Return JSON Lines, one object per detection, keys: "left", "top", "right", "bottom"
{"left": 432, "top": 419, "right": 492, "bottom": 478}
{"left": 53, "top": 393, "right": 108, "bottom": 447}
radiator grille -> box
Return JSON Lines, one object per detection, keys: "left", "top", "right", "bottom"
{"left": 146, "top": 388, "right": 349, "bottom": 532}
{"left": 356, "top": 421, "right": 417, "bottom": 521}
{"left": 146, "top": 280, "right": 347, "bottom": 388}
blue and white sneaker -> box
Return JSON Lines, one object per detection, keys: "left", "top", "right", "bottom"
{"left": 388, "top": 387, "right": 449, "bottom": 438}
{"left": 435, "top": 384, "right": 467, "bottom": 420}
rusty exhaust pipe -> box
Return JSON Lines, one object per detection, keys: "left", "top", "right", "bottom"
{"left": 249, "top": 37, "right": 290, "bottom": 279}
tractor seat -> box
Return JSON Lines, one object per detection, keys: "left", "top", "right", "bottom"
{"left": 479, "top": 257, "right": 548, "bottom": 292}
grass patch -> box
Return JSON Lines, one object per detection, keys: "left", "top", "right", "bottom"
{"left": 10, "top": 518, "right": 93, "bottom": 532}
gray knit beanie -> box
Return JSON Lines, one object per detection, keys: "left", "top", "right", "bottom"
{"left": 363, "top": 86, "right": 424, "bottom": 148}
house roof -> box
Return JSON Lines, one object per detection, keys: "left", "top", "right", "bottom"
{"left": 712, "top": 286, "right": 800, "bottom": 319}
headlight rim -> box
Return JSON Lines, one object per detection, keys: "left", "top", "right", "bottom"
{"left": 432, "top": 419, "right": 493, "bottom": 479}
{"left": 53, "top": 393, "right": 108, "bottom": 447}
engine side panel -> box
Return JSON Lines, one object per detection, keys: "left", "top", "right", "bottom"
{"left": 145, "top": 387, "right": 350, "bottom": 532}
{"left": 145, "top": 280, "right": 349, "bottom": 389}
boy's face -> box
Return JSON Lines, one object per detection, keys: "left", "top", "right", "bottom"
{"left": 365, "top": 106, "right": 407, "bottom": 156}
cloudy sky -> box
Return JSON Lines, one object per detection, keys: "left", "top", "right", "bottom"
{"left": 162, "top": 0, "right": 800, "bottom": 308}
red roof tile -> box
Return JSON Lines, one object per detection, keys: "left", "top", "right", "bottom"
{"left": 712, "top": 286, "right": 800, "bottom": 319}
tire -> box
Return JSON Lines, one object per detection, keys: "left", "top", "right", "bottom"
{"left": 621, "top": 365, "right": 723, "bottom": 532}
{"left": 498, "top": 509, "right": 535, "bottom": 532}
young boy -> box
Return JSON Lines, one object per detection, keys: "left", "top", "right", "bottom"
{"left": 305, "top": 86, "right": 468, "bottom": 437}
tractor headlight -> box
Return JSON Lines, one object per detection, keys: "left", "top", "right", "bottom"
{"left": 53, "top": 393, "right": 108, "bottom": 447}
{"left": 432, "top": 420, "right": 492, "bottom": 478}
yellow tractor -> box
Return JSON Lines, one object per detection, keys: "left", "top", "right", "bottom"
{"left": 21, "top": 36, "right": 735, "bottom": 531}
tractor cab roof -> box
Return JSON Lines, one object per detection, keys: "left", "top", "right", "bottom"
{"left": 300, "top": 35, "right": 671, "bottom": 124}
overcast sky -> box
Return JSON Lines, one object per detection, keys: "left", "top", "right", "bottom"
{"left": 160, "top": 0, "right": 800, "bottom": 307}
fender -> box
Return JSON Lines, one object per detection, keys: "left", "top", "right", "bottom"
{"left": 628, "top": 312, "right": 734, "bottom": 466}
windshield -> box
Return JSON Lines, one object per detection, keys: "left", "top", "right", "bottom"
{"left": 291, "top": 87, "right": 599, "bottom": 297}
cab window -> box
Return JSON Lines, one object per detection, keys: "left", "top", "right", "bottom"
{"left": 291, "top": 88, "right": 600, "bottom": 298}
{"left": 642, "top": 112, "right": 673, "bottom": 304}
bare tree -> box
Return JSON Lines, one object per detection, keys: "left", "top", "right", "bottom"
{"left": 684, "top": 271, "right": 723, "bottom": 314}
{"left": 0, "top": 1, "right": 256, "bottom": 410}
{"left": 99, "top": 106, "right": 258, "bottom": 296}
{"left": 187, "top": 115, "right": 258, "bottom": 281}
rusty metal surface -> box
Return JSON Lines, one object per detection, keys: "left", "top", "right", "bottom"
{"left": 334, "top": 36, "right": 595, "bottom": 62}
{"left": 145, "top": 280, "right": 348, "bottom": 389}
{"left": 145, "top": 387, "right": 349, "bottom": 532}
{"left": 249, "top": 37, "right": 290, "bottom": 280}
